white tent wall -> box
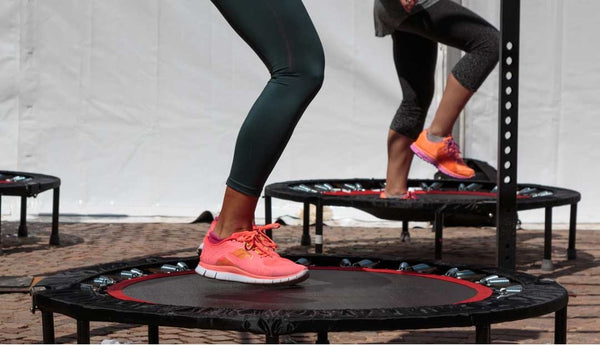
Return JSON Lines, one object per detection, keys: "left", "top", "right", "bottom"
{"left": 0, "top": 0, "right": 595, "bottom": 224}
{"left": 463, "top": 0, "right": 599, "bottom": 223}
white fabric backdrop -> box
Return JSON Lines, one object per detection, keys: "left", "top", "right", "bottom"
{"left": 0, "top": 0, "right": 596, "bottom": 224}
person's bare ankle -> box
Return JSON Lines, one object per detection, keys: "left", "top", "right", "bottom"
{"left": 213, "top": 220, "right": 249, "bottom": 239}
{"left": 385, "top": 188, "right": 408, "bottom": 197}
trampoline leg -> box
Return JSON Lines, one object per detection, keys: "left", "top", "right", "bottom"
{"left": 148, "top": 325, "right": 159, "bottom": 344}
{"left": 41, "top": 311, "right": 55, "bottom": 344}
{"left": 315, "top": 200, "right": 323, "bottom": 254}
{"left": 475, "top": 324, "right": 491, "bottom": 344}
{"left": 316, "top": 331, "right": 329, "bottom": 344}
{"left": 302, "top": 201, "right": 311, "bottom": 246}
{"left": 434, "top": 211, "right": 444, "bottom": 260}
{"left": 0, "top": 196, "right": 2, "bottom": 254}
{"left": 50, "top": 187, "right": 60, "bottom": 245}
{"left": 77, "top": 319, "right": 90, "bottom": 344}
{"left": 265, "top": 335, "right": 279, "bottom": 344}
{"left": 18, "top": 196, "right": 27, "bottom": 237}
{"left": 555, "top": 306, "right": 567, "bottom": 344}
{"left": 264, "top": 195, "right": 273, "bottom": 239}
{"left": 542, "top": 207, "right": 554, "bottom": 271}
{"left": 401, "top": 220, "right": 410, "bottom": 243}
{"left": 567, "top": 203, "right": 577, "bottom": 260}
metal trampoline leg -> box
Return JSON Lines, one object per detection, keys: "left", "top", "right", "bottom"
{"left": 316, "top": 331, "right": 329, "bottom": 344}
{"left": 148, "top": 325, "right": 159, "bottom": 344}
{"left": 265, "top": 196, "right": 273, "bottom": 239}
{"left": 77, "top": 319, "right": 90, "bottom": 344}
{"left": 567, "top": 203, "right": 577, "bottom": 260}
{"left": 302, "top": 201, "right": 311, "bottom": 246}
{"left": 555, "top": 306, "right": 567, "bottom": 344}
{"left": 0, "top": 196, "right": 2, "bottom": 254}
{"left": 41, "top": 311, "right": 55, "bottom": 344}
{"left": 18, "top": 196, "right": 28, "bottom": 237}
{"left": 315, "top": 200, "right": 323, "bottom": 254}
{"left": 434, "top": 211, "right": 444, "bottom": 260}
{"left": 50, "top": 187, "right": 60, "bottom": 245}
{"left": 401, "top": 220, "right": 410, "bottom": 243}
{"left": 542, "top": 207, "right": 554, "bottom": 271}
{"left": 475, "top": 324, "right": 491, "bottom": 344}
{"left": 265, "top": 335, "right": 279, "bottom": 344}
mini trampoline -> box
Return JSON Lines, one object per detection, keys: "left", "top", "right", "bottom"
{"left": 264, "top": 178, "right": 581, "bottom": 268}
{"left": 32, "top": 255, "right": 568, "bottom": 344}
{"left": 0, "top": 170, "right": 61, "bottom": 247}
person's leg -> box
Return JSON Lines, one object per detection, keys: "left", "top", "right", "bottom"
{"left": 199, "top": 0, "right": 324, "bottom": 284}
{"left": 415, "top": 1, "right": 499, "bottom": 137}
{"left": 385, "top": 31, "right": 437, "bottom": 196}
{"left": 399, "top": 0, "right": 499, "bottom": 178}
{"left": 210, "top": 0, "right": 324, "bottom": 239}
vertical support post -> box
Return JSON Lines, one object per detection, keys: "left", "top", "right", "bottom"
{"left": 542, "top": 207, "right": 554, "bottom": 271}
{"left": 315, "top": 200, "right": 323, "bottom": 254}
{"left": 301, "top": 201, "right": 311, "bottom": 245}
{"left": 264, "top": 195, "right": 273, "bottom": 239}
{"left": 41, "top": 311, "right": 56, "bottom": 344}
{"left": 148, "top": 325, "right": 159, "bottom": 344}
{"left": 76, "top": 319, "right": 90, "bottom": 344}
{"left": 434, "top": 211, "right": 444, "bottom": 260}
{"left": 50, "top": 187, "right": 60, "bottom": 245}
{"left": 18, "top": 196, "right": 28, "bottom": 237}
{"left": 567, "top": 203, "right": 577, "bottom": 259}
{"left": 475, "top": 324, "right": 491, "bottom": 344}
{"left": 555, "top": 306, "right": 567, "bottom": 344}
{"left": 497, "top": 0, "right": 520, "bottom": 270}
{"left": 0, "top": 195, "right": 3, "bottom": 253}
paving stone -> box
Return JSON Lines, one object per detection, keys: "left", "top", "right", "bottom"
{"left": 0, "top": 221, "right": 598, "bottom": 343}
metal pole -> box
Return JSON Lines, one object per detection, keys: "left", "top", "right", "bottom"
{"left": 148, "top": 325, "right": 159, "bottom": 344}
{"left": 497, "top": 0, "right": 520, "bottom": 270}
{"left": 264, "top": 196, "right": 273, "bottom": 238}
{"left": 41, "top": 311, "right": 56, "bottom": 344}
{"left": 302, "top": 201, "right": 311, "bottom": 245}
{"left": 567, "top": 203, "right": 577, "bottom": 259}
{"left": 18, "top": 196, "right": 28, "bottom": 237}
{"left": 555, "top": 306, "right": 567, "bottom": 344}
{"left": 315, "top": 200, "right": 323, "bottom": 254}
{"left": 50, "top": 187, "right": 60, "bottom": 245}
{"left": 475, "top": 324, "right": 491, "bottom": 344}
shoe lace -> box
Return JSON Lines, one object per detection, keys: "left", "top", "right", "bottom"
{"left": 444, "top": 138, "right": 466, "bottom": 163}
{"left": 403, "top": 191, "right": 418, "bottom": 200}
{"left": 233, "top": 223, "right": 280, "bottom": 257}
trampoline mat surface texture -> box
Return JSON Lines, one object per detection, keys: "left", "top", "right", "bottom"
{"left": 108, "top": 268, "right": 491, "bottom": 310}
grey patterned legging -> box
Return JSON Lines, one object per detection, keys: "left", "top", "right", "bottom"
{"left": 388, "top": 0, "right": 499, "bottom": 139}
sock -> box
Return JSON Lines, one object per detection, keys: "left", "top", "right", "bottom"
{"left": 208, "top": 231, "right": 224, "bottom": 244}
{"left": 426, "top": 130, "right": 445, "bottom": 143}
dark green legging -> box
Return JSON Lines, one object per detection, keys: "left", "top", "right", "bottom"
{"left": 211, "top": 0, "right": 325, "bottom": 197}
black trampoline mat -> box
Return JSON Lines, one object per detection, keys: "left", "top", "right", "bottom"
{"left": 109, "top": 268, "right": 491, "bottom": 310}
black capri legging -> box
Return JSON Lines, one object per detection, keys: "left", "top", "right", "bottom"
{"left": 211, "top": 0, "right": 325, "bottom": 197}
{"left": 387, "top": 0, "right": 499, "bottom": 139}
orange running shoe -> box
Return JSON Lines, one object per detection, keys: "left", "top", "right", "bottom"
{"left": 410, "top": 129, "right": 475, "bottom": 179}
{"left": 196, "top": 221, "right": 309, "bottom": 285}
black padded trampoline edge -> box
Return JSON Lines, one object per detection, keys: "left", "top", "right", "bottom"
{"left": 33, "top": 256, "right": 568, "bottom": 336}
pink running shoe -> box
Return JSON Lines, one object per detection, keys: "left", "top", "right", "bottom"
{"left": 196, "top": 221, "right": 309, "bottom": 285}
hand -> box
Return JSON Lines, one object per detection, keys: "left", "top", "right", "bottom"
{"left": 400, "top": 0, "right": 417, "bottom": 12}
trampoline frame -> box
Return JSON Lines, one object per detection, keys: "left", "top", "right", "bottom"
{"left": 264, "top": 178, "right": 580, "bottom": 267}
{"left": 32, "top": 255, "right": 569, "bottom": 344}
{"left": 0, "top": 170, "right": 61, "bottom": 248}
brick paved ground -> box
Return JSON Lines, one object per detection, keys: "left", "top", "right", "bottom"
{"left": 0, "top": 220, "right": 598, "bottom": 344}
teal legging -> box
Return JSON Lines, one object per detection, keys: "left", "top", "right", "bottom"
{"left": 211, "top": 0, "right": 325, "bottom": 197}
